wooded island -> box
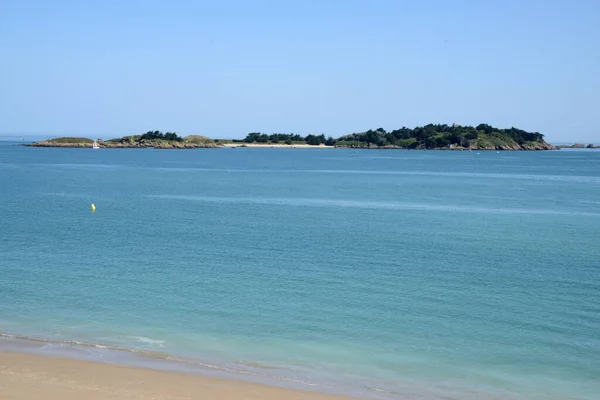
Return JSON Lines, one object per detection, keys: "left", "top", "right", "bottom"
{"left": 27, "top": 123, "right": 556, "bottom": 150}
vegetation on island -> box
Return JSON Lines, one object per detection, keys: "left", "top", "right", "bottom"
{"left": 43, "top": 137, "right": 94, "bottom": 144}
{"left": 240, "top": 132, "right": 335, "bottom": 146}
{"left": 105, "top": 131, "right": 218, "bottom": 148}
{"left": 28, "top": 124, "right": 555, "bottom": 150}
{"left": 26, "top": 137, "right": 94, "bottom": 148}
{"left": 184, "top": 135, "right": 216, "bottom": 145}
{"left": 333, "top": 124, "right": 550, "bottom": 150}
{"left": 237, "top": 124, "right": 553, "bottom": 150}
{"left": 105, "top": 130, "right": 184, "bottom": 145}
{"left": 29, "top": 131, "right": 217, "bottom": 149}
{"left": 139, "top": 130, "right": 183, "bottom": 142}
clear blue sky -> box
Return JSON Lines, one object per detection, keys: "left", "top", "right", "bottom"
{"left": 1, "top": 0, "right": 598, "bottom": 142}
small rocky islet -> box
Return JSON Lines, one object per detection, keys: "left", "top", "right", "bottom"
{"left": 27, "top": 133, "right": 219, "bottom": 149}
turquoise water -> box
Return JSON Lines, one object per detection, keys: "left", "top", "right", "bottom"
{"left": 1, "top": 143, "right": 599, "bottom": 399}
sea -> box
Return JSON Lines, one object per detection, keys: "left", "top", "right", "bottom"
{"left": 1, "top": 142, "right": 599, "bottom": 400}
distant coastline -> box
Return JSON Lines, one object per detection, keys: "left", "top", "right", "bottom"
{"left": 555, "top": 143, "right": 600, "bottom": 149}
{"left": 26, "top": 123, "right": 557, "bottom": 150}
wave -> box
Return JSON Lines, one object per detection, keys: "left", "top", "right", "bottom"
{"left": 0, "top": 331, "right": 325, "bottom": 389}
{"left": 0, "top": 163, "right": 20, "bottom": 168}
{"left": 39, "top": 192, "right": 93, "bottom": 199}
{"left": 306, "top": 170, "right": 600, "bottom": 183}
{"left": 34, "top": 163, "right": 122, "bottom": 170}
{"left": 23, "top": 161, "right": 600, "bottom": 183}
{"left": 129, "top": 336, "right": 166, "bottom": 347}
{"left": 163, "top": 355, "right": 326, "bottom": 387}
{"left": 0, "top": 331, "right": 440, "bottom": 396}
{"left": 0, "top": 331, "right": 161, "bottom": 356}
{"left": 152, "top": 168, "right": 599, "bottom": 183}
{"left": 146, "top": 195, "right": 600, "bottom": 217}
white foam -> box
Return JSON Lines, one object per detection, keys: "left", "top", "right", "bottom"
{"left": 145, "top": 195, "right": 600, "bottom": 218}
{"left": 131, "top": 336, "right": 166, "bottom": 347}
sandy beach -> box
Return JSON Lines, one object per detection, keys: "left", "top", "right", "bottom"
{"left": 221, "top": 143, "right": 334, "bottom": 148}
{"left": 0, "top": 351, "right": 354, "bottom": 400}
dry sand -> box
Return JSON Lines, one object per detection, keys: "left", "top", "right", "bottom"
{"left": 0, "top": 351, "right": 355, "bottom": 400}
{"left": 221, "top": 143, "right": 334, "bottom": 148}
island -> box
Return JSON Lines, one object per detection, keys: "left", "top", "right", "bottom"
{"left": 556, "top": 143, "right": 599, "bottom": 149}
{"left": 27, "top": 124, "right": 556, "bottom": 150}
{"left": 29, "top": 131, "right": 219, "bottom": 149}
{"left": 332, "top": 124, "right": 555, "bottom": 150}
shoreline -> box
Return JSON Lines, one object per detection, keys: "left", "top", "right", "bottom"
{"left": 22, "top": 142, "right": 558, "bottom": 151}
{"left": 0, "top": 329, "right": 541, "bottom": 400}
{"left": 23, "top": 142, "right": 335, "bottom": 149}
{"left": 221, "top": 143, "right": 334, "bottom": 148}
{"left": 0, "top": 332, "right": 402, "bottom": 399}
{"left": 0, "top": 350, "right": 355, "bottom": 400}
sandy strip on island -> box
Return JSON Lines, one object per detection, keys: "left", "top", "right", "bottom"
{"left": 221, "top": 143, "right": 335, "bottom": 148}
{"left": 0, "top": 351, "right": 355, "bottom": 400}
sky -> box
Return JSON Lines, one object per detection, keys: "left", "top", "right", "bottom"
{"left": 1, "top": 0, "right": 599, "bottom": 142}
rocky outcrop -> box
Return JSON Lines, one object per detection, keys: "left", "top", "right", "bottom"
{"left": 519, "top": 141, "right": 557, "bottom": 150}
{"left": 27, "top": 141, "right": 92, "bottom": 148}
{"left": 152, "top": 142, "right": 219, "bottom": 149}
{"left": 27, "top": 139, "right": 221, "bottom": 149}
{"left": 335, "top": 142, "right": 556, "bottom": 150}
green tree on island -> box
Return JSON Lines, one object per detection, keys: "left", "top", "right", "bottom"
{"left": 139, "top": 131, "right": 184, "bottom": 142}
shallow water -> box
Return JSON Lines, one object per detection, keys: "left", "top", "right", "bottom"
{"left": 1, "top": 143, "right": 599, "bottom": 399}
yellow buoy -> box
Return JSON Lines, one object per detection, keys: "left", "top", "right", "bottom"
{"left": 91, "top": 203, "right": 96, "bottom": 212}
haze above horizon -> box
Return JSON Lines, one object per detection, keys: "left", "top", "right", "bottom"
{"left": 1, "top": 0, "right": 599, "bottom": 142}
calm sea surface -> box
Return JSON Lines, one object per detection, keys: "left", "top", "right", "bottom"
{"left": 1, "top": 143, "right": 599, "bottom": 399}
